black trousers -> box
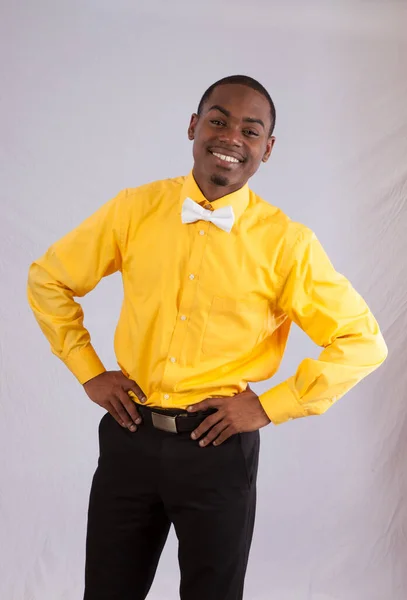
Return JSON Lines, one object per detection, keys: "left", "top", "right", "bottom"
{"left": 83, "top": 408, "right": 260, "bottom": 600}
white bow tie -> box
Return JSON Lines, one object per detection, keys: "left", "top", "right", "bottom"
{"left": 181, "top": 197, "right": 235, "bottom": 233}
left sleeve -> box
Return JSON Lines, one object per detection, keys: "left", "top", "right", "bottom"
{"left": 259, "top": 228, "right": 388, "bottom": 425}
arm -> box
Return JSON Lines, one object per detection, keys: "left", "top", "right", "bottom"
{"left": 259, "top": 227, "right": 388, "bottom": 425}
{"left": 27, "top": 190, "right": 126, "bottom": 383}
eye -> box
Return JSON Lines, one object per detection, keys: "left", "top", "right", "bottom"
{"left": 210, "top": 119, "right": 225, "bottom": 127}
{"left": 243, "top": 129, "right": 259, "bottom": 137}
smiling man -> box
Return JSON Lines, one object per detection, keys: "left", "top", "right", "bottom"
{"left": 27, "top": 75, "right": 387, "bottom": 600}
{"left": 190, "top": 83, "right": 275, "bottom": 197}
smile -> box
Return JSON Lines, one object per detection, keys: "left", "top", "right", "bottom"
{"left": 209, "top": 151, "right": 242, "bottom": 164}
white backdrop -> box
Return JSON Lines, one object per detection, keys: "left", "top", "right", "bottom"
{"left": 1, "top": 1, "right": 406, "bottom": 599}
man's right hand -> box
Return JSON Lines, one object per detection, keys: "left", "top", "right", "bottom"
{"left": 83, "top": 370, "right": 146, "bottom": 432}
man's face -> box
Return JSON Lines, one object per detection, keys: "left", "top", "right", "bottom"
{"left": 188, "top": 84, "right": 275, "bottom": 196}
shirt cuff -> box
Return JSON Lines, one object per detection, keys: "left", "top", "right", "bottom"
{"left": 259, "top": 380, "right": 308, "bottom": 425}
{"left": 63, "top": 345, "right": 106, "bottom": 384}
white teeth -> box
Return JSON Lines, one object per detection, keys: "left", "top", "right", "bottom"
{"left": 212, "top": 152, "right": 240, "bottom": 164}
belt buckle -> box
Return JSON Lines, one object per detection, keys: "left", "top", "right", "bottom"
{"left": 151, "top": 412, "right": 178, "bottom": 433}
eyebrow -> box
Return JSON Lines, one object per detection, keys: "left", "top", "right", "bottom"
{"left": 208, "top": 104, "right": 265, "bottom": 130}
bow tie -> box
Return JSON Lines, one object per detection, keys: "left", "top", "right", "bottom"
{"left": 181, "top": 197, "right": 235, "bottom": 233}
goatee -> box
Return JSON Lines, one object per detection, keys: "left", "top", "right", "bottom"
{"left": 210, "top": 174, "right": 229, "bottom": 187}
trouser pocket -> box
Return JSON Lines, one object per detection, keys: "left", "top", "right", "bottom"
{"left": 237, "top": 430, "right": 260, "bottom": 488}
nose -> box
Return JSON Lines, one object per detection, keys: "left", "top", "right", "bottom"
{"left": 217, "top": 125, "right": 243, "bottom": 147}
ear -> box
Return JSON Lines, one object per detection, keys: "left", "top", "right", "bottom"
{"left": 262, "top": 136, "right": 276, "bottom": 163}
{"left": 188, "top": 113, "right": 199, "bottom": 140}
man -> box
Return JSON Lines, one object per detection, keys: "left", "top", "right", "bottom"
{"left": 27, "top": 75, "right": 388, "bottom": 600}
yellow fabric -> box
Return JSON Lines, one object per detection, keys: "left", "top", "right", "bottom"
{"left": 27, "top": 172, "right": 388, "bottom": 425}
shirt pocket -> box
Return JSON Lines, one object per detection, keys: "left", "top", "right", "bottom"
{"left": 201, "top": 296, "right": 270, "bottom": 359}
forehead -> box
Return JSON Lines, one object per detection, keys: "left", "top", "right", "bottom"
{"left": 203, "top": 84, "right": 270, "bottom": 120}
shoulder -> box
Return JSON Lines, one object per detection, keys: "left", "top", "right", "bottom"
{"left": 120, "top": 176, "right": 185, "bottom": 209}
{"left": 248, "top": 189, "right": 320, "bottom": 278}
{"left": 248, "top": 188, "right": 313, "bottom": 244}
{"left": 112, "top": 176, "right": 186, "bottom": 238}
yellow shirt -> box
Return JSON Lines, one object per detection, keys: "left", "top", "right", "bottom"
{"left": 27, "top": 172, "right": 388, "bottom": 425}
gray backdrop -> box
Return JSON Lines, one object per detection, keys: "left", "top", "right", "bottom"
{"left": 1, "top": 1, "right": 406, "bottom": 599}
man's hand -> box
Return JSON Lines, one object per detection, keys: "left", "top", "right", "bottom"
{"left": 83, "top": 370, "right": 146, "bottom": 432}
{"left": 188, "top": 386, "right": 271, "bottom": 447}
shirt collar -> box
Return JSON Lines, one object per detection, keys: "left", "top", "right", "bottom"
{"left": 180, "top": 171, "right": 250, "bottom": 224}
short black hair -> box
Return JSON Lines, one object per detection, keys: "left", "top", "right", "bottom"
{"left": 197, "top": 74, "right": 276, "bottom": 136}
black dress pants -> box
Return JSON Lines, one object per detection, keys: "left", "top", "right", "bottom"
{"left": 83, "top": 408, "right": 260, "bottom": 600}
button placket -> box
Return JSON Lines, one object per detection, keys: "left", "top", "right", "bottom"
{"left": 160, "top": 217, "right": 209, "bottom": 393}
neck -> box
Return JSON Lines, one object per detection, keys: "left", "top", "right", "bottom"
{"left": 192, "top": 167, "right": 244, "bottom": 202}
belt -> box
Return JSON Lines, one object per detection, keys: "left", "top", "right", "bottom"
{"left": 137, "top": 404, "right": 217, "bottom": 434}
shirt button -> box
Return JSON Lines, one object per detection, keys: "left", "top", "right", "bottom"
{"left": 199, "top": 230, "right": 205, "bottom": 236}
{"left": 180, "top": 315, "right": 187, "bottom": 321}
{"left": 163, "top": 394, "right": 170, "bottom": 400}
{"left": 170, "top": 357, "right": 176, "bottom": 363}
{"left": 189, "top": 274, "right": 195, "bottom": 280}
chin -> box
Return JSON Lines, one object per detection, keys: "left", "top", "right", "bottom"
{"left": 210, "top": 173, "right": 230, "bottom": 187}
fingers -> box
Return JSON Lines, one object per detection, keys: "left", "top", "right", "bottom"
{"left": 120, "top": 374, "right": 147, "bottom": 403}
{"left": 107, "top": 402, "right": 127, "bottom": 428}
{"left": 111, "top": 395, "right": 138, "bottom": 432}
{"left": 211, "top": 426, "right": 235, "bottom": 446}
{"left": 191, "top": 412, "right": 222, "bottom": 441}
{"left": 117, "top": 388, "right": 142, "bottom": 425}
{"left": 187, "top": 397, "right": 223, "bottom": 413}
{"left": 199, "top": 420, "right": 232, "bottom": 447}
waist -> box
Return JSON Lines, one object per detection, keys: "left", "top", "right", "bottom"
{"left": 136, "top": 403, "right": 217, "bottom": 434}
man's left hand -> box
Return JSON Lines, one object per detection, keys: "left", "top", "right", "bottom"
{"left": 188, "top": 386, "right": 271, "bottom": 447}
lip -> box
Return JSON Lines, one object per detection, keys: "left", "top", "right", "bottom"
{"left": 208, "top": 147, "right": 245, "bottom": 162}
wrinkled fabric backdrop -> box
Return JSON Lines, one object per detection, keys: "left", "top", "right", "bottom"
{"left": 1, "top": 1, "right": 406, "bottom": 599}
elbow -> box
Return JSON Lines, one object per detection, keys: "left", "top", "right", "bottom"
{"left": 376, "top": 334, "right": 388, "bottom": 365}
{"left": 368, "top": 324, "right": 388, "bottom": 365}
{"left": 27, "top": 260, "right": 43, "bottom": 297}
{"left": 27, "top": 261, "right": 37, "bottom": 298}
{"left": 362, "top": 328, "right": 388, "bottom": 369}
{"left": 27, "top": 260, "right": 52, "bottom": 306}
{"left": 350, "top": 323, "right": 389, "bottom": 368}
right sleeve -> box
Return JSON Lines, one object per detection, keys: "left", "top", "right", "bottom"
{"left": 27, "top": 189, "right": 127, "bottom": 384}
